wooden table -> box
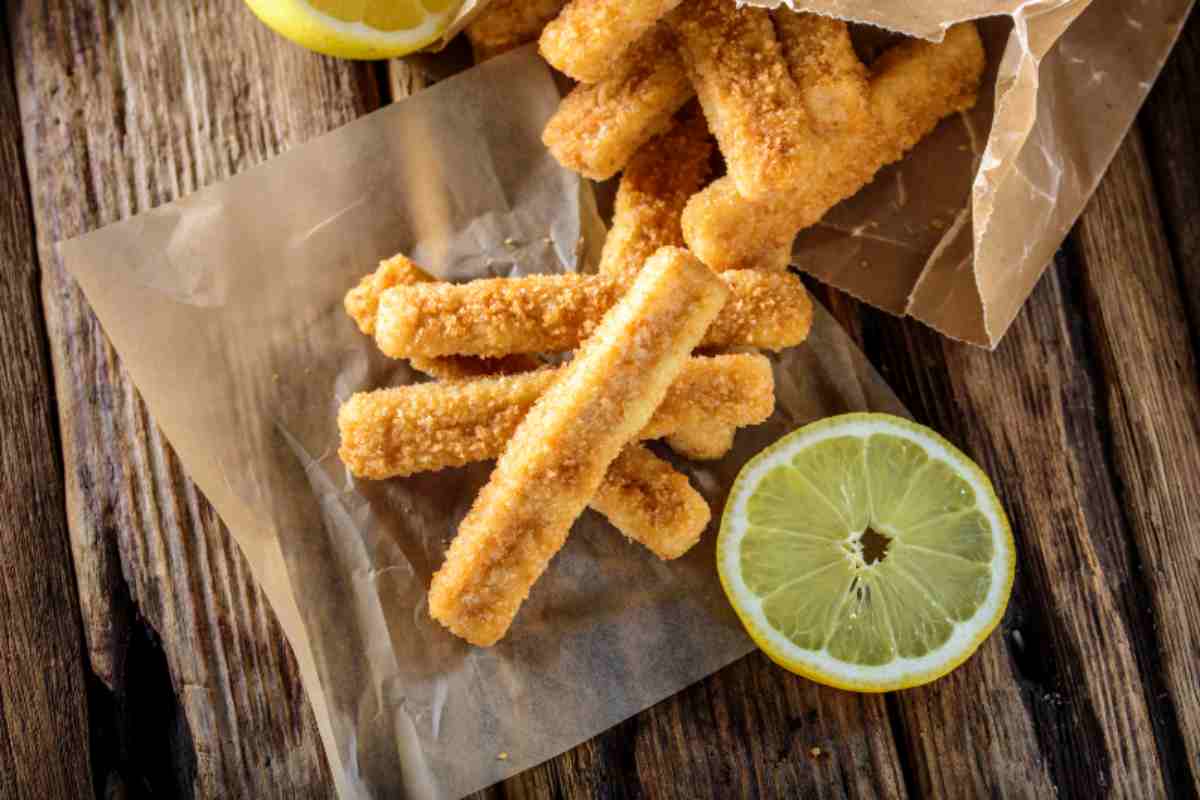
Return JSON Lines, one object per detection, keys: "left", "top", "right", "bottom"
{"left": 2, "top": 3, "right": 1197, "bottom": 798}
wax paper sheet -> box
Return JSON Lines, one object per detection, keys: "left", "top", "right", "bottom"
{"left": 60, "top": 49, "right": 905, "bottom": 799}
{"left": 741, "top": 0, "right": 1193, "bottom": 345}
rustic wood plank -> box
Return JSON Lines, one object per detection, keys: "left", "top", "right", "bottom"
{"left": 11, "top": 1, "right": 381, "bottom": 795}
{"left": 493, "top": 653, "right": 909, "bottom": 800}
{"left": 1072, "top": 129, "right": 1200, "bottom": 793}
{"left": 1140, "top": 10, "right": 1199, "bottom": 348}
{"left": 855, "top": 135, "right": 1200, "bottom": 796}
{"left": 0, "top": 18, "right": 94, "bottom": 800}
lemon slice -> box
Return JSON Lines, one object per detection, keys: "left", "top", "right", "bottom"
{"left": 718, "top": 413, "right": 1014, "bottom": 692}
{"left": 244, "top": 0, "right": 462, "bottom": 60}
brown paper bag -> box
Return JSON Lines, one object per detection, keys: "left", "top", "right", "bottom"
{"left": 748, "top": 0, "right": 1194, "bottom": 345}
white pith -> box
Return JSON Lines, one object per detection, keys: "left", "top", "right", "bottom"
{"left": 720, "top": 416, "right": 1013, "bottom": 689}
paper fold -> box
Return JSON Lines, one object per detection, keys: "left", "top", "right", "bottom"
{"left": 747, "top": 0, "right": 1191, "bottom": 346}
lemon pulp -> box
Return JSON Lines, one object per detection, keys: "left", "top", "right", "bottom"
{"left": 718, "top": 413, "right": 1015, "bottom": 692}
{"left": 245, "top": 0, "right": 462, "bottom": 59}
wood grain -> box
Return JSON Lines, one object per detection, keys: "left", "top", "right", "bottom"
{"left": 4, "top": 2, "right": 1198, "bottom": 796}
{"left": 10, "top": 1, "right": 380, "bottom": 795}
{"left": 1140, "top": 10, "right": 1199, "bottom": 348}
{"left": 493, "top": 653, "right": 908, "bottom": 800}
{"left": 855, "top": 132, "right": 1200, "bottom": 797}
{"left": 1072, "top": 129, "right": 1200, "bottom": 793}
{"left": 0, "top": 18, "right": 94, "bottom": 800}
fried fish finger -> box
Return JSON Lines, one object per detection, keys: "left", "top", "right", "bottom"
{"left": 664, "top": 425, "right": 737, "bottom": 461}
{"left": 773, "top": 10, "right": 870, "bottom": 135}
{"left": 539, "top": 0, "right": 684, "bottom": 83}
{"left": 373, "top": 269, "right": 812, "bottom": 358}
{"left": 597, "top": 108, "right": 713, "bottom": 285}
{"left": 427, "top": 247, "right": 728, "bottom": 645}
{"left": 542, "top": 26, "right": 694, "bottom": 180}
{"left": 337, "top": 352, "right": 775, "bottom": 478}
{"left": 465, "top": 0, "right": 567, "bottom": 62}
{"left": 669, "top": 0, "right": 814, "bottom": 200}
{"left": 345, "top": 253, "right": 541, "bottom": 378}
{"left": 591, "top": 444, "right": 711, "bottom": 559}
{"left": 682, "top": 23, "right": 986, "bottom": 272}
{"left": 592, "top": 110, "right": 742, "bottom": 458}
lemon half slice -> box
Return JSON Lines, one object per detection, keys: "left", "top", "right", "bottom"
{"left": 244, "top": 0, "right": 462, "bottom": 60}
{"left": 718, "top": 413, "right": 1015, "bottom": 692}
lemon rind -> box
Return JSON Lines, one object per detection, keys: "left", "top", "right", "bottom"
{"left": 718, "top": 413, "right": 1015, "bottom": 692}
{"left": 244, "top": 0, "right": 457, "bottom": 59}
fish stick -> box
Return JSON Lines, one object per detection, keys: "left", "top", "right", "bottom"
{"left": 374, "top": 269, "right": 813, "bottom": 358}
{"left": 346, "top": 254, "right": 734, "bottom": 465}
{"left": 539, "top": 0, "right": 684, "bottom": 83}
{"left": 592, "top": 110, "right": 740, "bottom": 458}
{"left": 428, "top": 247, "right": 728, "bottom": 645}
{"left": 337, "top": 353, "right": 775, "bottom": 478}
{"left": 597, "top": 108, "right": 713, "bottom": 285}
{"left": 465, "top": 0, "right": 567, "bottom": 62}
{"left": 591, "top": 444, "right": 711, "bottom": 559}
{"left": 665, "top": 425, "right": 737, "bottom": 461}
{"left": 683, "top": 23, "right": 985, "bottom": 272}
{"left": 542, "top": 26, "right": 694, "bottom": 181}
{"left": 345, "top": 253, "right": 541, "bottom": 378}
{"left": 347, "top": 261, "right": 706, "bottom": 558}
{"left": 669, "top": 0, "right": 816, "bottom": 200}
{"left": 773, "top": 10, "right": 870, "bottom": 135}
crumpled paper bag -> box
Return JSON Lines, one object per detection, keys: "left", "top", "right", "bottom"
{"left": 59, "top": 49, "right": 904, "bottom": 800}
{"left": 744, "top": 0, "right": 1193, "bottom": 345}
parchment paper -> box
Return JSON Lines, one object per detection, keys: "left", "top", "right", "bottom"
{"left": 60, "top": 49, "right": 905, "bottom": 799}
{"left": 748, "top": 0, "right": 1193, "bottom": 346}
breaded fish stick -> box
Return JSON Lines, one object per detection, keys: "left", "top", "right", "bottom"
{"left": 542, "top": 26, "right": 694, "bottom": 181}
{"left": 682, "top": 23, "right": 985, "bottom": 272}
{"left": 773, "top": 11, "right": 870, "bottom": 135}
{"left": 539, "top": 0, "right": 684, "bottom": 83}
{"left": 665, "top": 425, "right": 737, "bottom": 461}
{"left": 347, "top": 261, "right": 706, "bottom": 558}
{"left": 597, "top": 108, "right": 713, "bottom": 285}
{"left": 345, "top": 253, "right": 541, "bottom": 378}
{"left": 669, "top": 0, "right": 814, "bottom": 200}
{"left": 374, "top": 269, "right": 812, "bottom": 358}
{"left": 338, "top": 353, "right": 775, "bottom": 478}
{"left": 464, "top": 0, "right": 566, "bottom": 62}
{"left": 593, "top": 110, "right": 739, "bottom": 459}
{"left": 428, "top": 247, "right": 728, "bottom": 645}
{"left": 591, "top": 445, "right": 711, "bottom": 559}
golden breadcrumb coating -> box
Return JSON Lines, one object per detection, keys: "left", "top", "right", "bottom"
{"left": 683, "top": 23, "right": 986, "bottom": 272}
{"left": 344, "top": 253, "right": 427, "bottom": 336}
{"left": 665, "top": 425, "right": 737, "bottom": 462}
{"left": 373, "top": 269, "right": 812, "bottom": 358}
{"left": 337, "top": 353, "right": 774, "bottom": 478}
{"left": 773, "top": 10, "right": 870, "bottom": 135}
{"left": 344, "top": 253, "right": 543, "bottom": 378}
{"left": 668, "top": 0, "right": 815, "bottom": 200}
{"left": 347, "top": 260, "right": 705, "bottom": 558}
{"left": 465, "top": 0, "right": 566, "bottom": 62}
{"left": 410, "top": 353, "right": 541, "bottom": 382}
{"left": 427, "top": 247, "right": 727, "bottom": 645}
{"left": 591, "top": 444, "right": 711, "bottom": 560}
{"left": 539, "top": 0, "right": 683, "bottom": 83}
{"left": 542, "top": 26, "right": 694, "bottom": 181}
{"left": 592, "top": 108, "right": 739, "bottom": 459}
{"left": 597, "top": 108, "right": 713, "bottom": 285}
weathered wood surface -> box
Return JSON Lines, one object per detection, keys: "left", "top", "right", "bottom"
{"left": 2, "top": 2, "right": 1198, "bottom": 798}
{"left": 9, "top": 0, "right": 379, "bottom": 794}
{"left": 0, "top": 17, "right": 94, "bottom": 800}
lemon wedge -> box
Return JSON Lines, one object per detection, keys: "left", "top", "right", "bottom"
{"left": 244, "top": 0, "right": 462, "bottom": 60}
{"left": 718, "top": 413, "right": 1015, "bottom": 692}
